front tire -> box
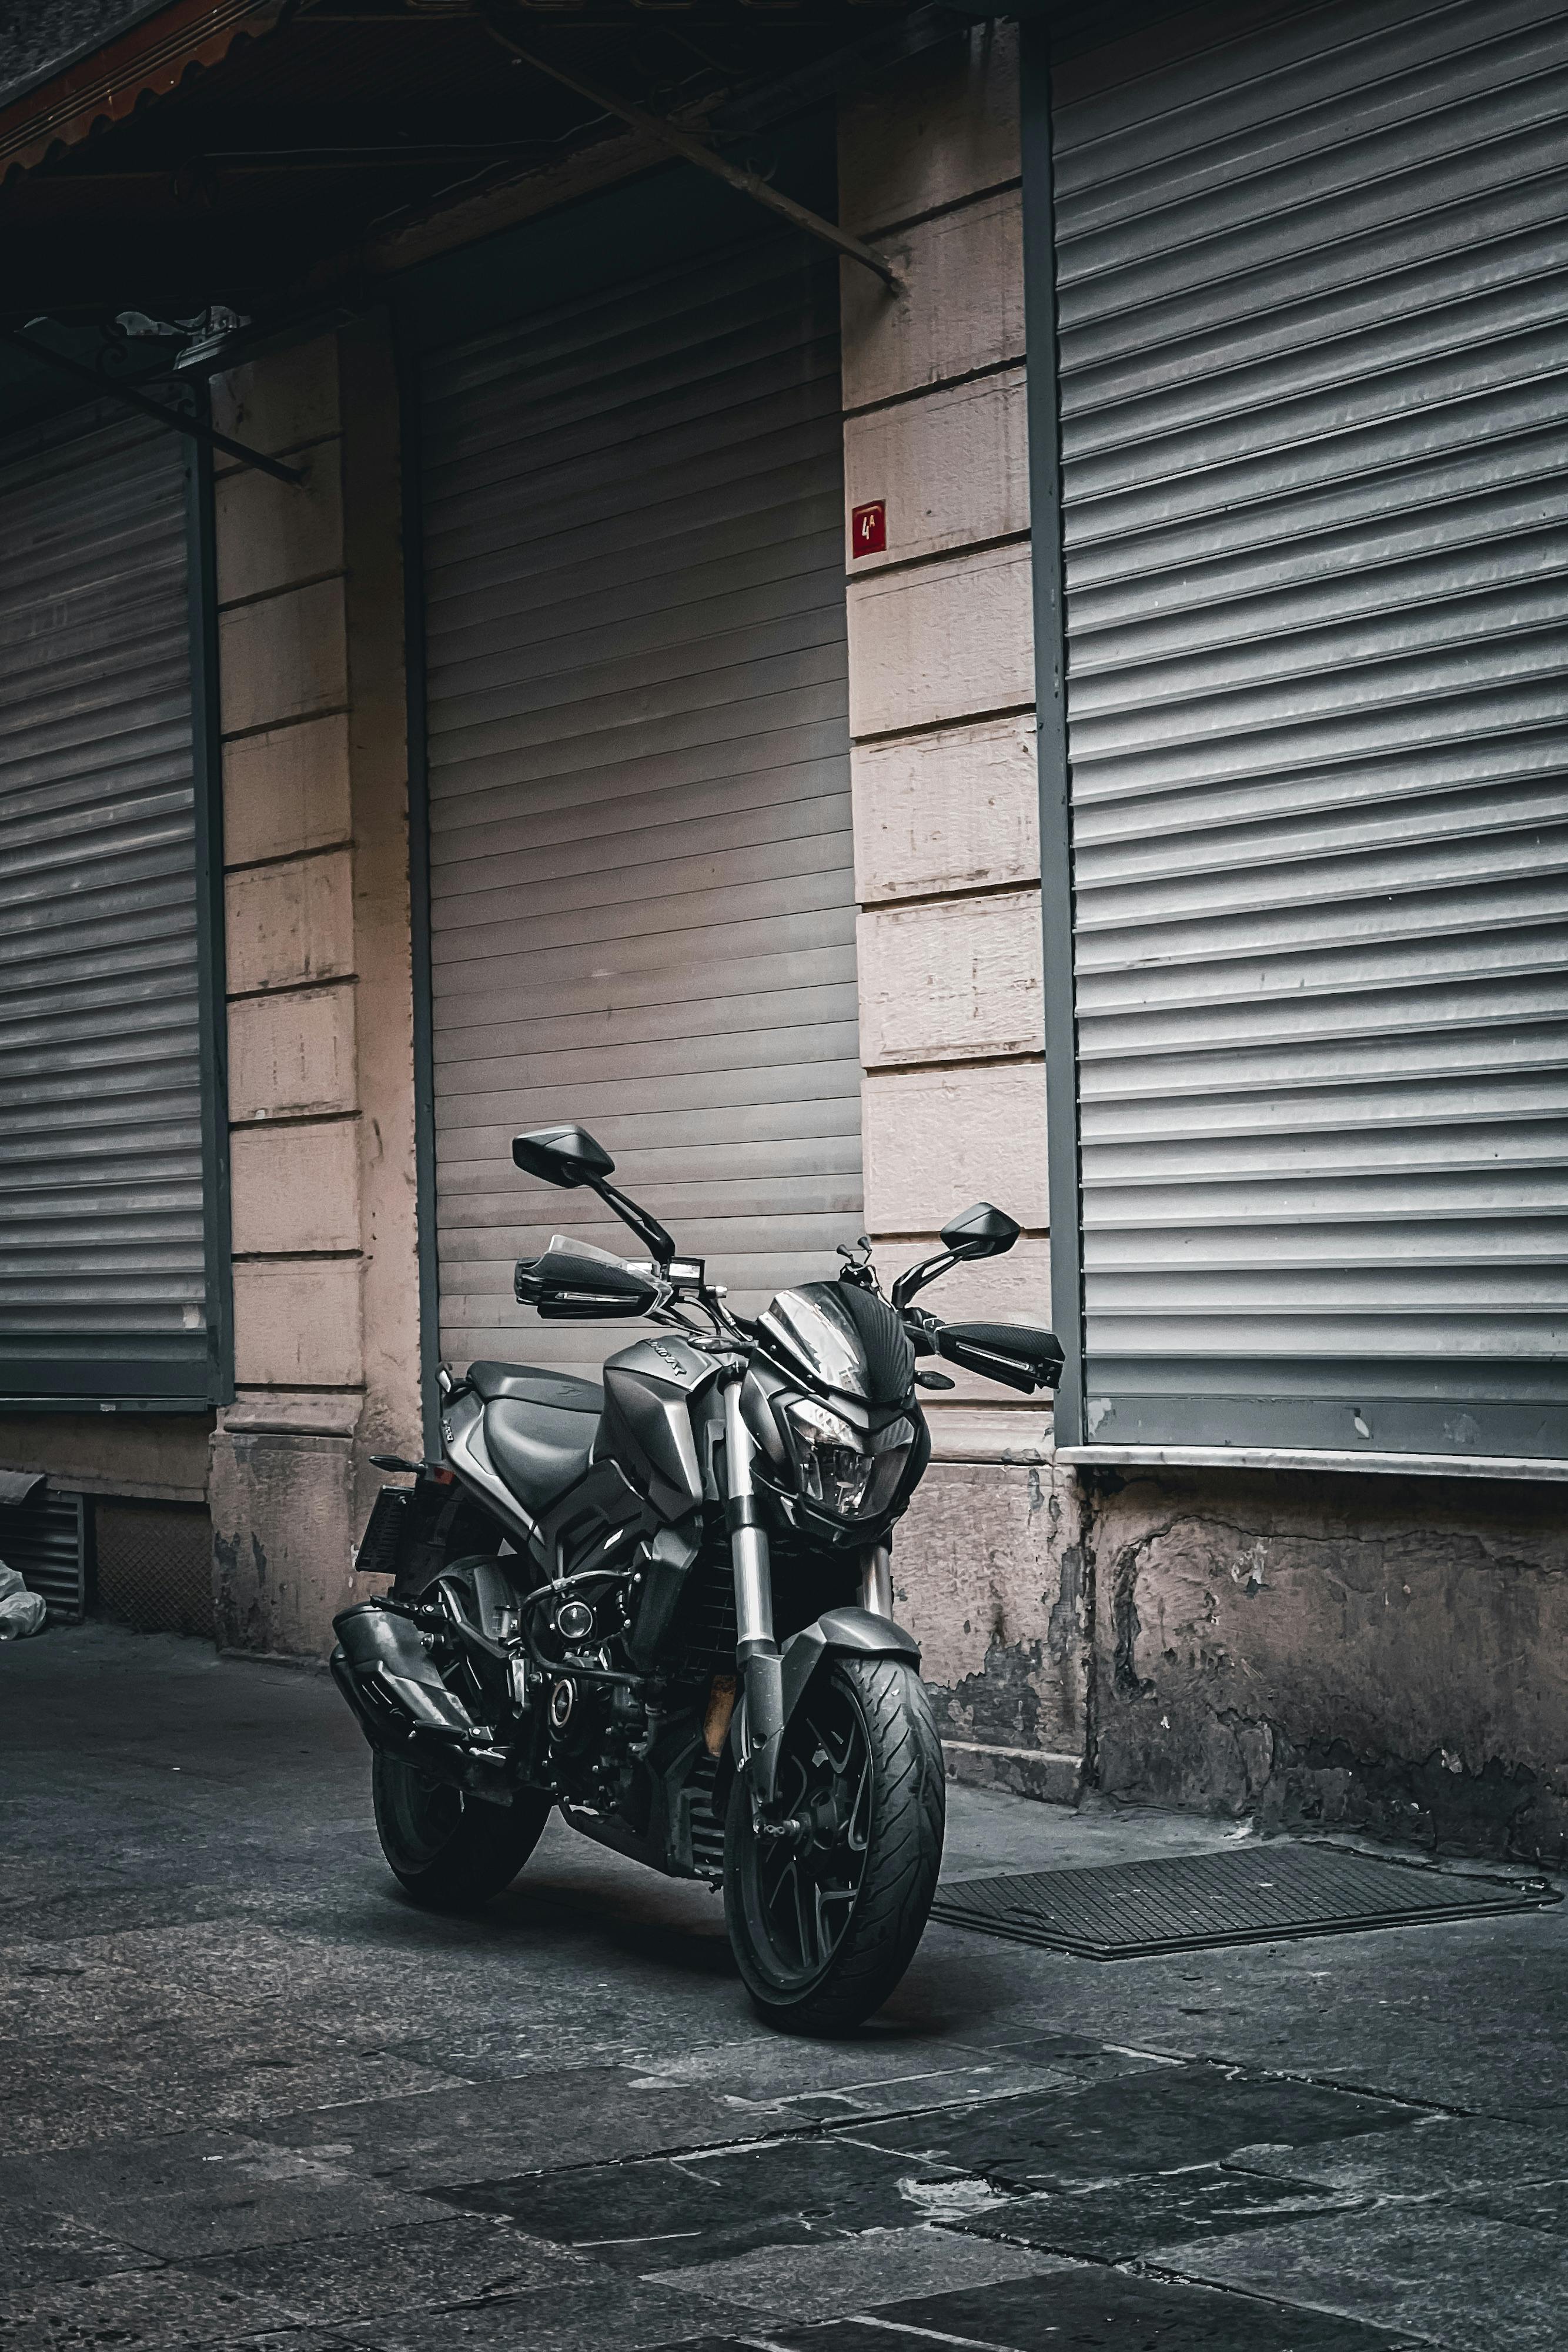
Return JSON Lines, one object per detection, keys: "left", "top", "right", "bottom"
{"left": 372, "top": 1751, "right": 552, "bottom": 1911}
{"left": 724, "top": 1653, "right": 944, "bottom": 2034}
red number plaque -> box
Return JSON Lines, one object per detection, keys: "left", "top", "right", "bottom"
{"left": 851, "top": 499, "right": 887, "bottom": 557}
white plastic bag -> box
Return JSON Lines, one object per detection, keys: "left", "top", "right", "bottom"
{"left": 0, "top": 1560, "right": 45, "bottom": 1638}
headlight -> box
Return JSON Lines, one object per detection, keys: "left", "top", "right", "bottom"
{"left": 781, "top": 1398, "right": 914, "bottom": 1523}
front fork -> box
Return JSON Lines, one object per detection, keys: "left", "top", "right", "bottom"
{"left": 860, "top": 1542, "right": 893, "bottom": 1617}
{"left": 721, "top": 1369, "right": 899, "bottom": 1818}
{"left": 722, "top": 1368, "right": 785, "bottom": 1810}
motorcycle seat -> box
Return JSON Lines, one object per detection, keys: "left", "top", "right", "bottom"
{"left": 482, "top": 1390, "right": 601, "bottom": 1520}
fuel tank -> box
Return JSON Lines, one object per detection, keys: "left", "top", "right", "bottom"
{"left": 600, "top": 1334, "right": 718, "bottom": 1518}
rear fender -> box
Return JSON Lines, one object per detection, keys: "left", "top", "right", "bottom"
{"left": 715, "top": 1606, "right": 920, "bottom": 1822}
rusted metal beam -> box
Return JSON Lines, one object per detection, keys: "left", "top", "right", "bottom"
{"left": 4, "top": 333, "right": 307, "bottom": 485}
{"left": 480, "top": 16, "right": 902, "bottom": 293}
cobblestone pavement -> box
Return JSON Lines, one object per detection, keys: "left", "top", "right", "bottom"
{"left": 2, "top": 1625, "right": 1565, "bottom": 2352}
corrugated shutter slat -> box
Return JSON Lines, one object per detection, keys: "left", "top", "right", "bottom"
{"left": 1056, "top": 0, "right": 1568, "bottom": 1459}
{"left": 0, "top": 407, "right": 212, "bottom": 1403}
{"left": 423, "top": 238, "right": 860, "bottom": 1377}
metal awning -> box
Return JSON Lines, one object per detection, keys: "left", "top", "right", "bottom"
{"left": 0, "top": 0, "right": 954, "bottom": 346}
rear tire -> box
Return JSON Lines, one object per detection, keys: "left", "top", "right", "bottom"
{"left": 724, "top": 1653, "right": 944, "bottom": 2034}
{"left": 372, "top": 1751, "right": 552, "bottom": 1910}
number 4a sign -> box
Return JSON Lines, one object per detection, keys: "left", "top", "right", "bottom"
{"left": 851, "top": 500, "right": 887, "bottom": 557}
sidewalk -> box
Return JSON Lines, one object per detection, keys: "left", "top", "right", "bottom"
{"left": 2, "top": 1624, "right": 1563, "bottom": 2351}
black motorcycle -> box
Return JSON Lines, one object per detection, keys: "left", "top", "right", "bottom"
{"left": 331, "top": 1122, "right": 1062, "bottom": 2032}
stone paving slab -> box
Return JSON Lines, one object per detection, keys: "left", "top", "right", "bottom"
{"left": 329, "top": 2269, "right": 755, "bottom": 2351}
{"left": 1, "top": 2023, "right": 459, "bottom": 2156}
{"left": 1460, "top": 2177, "right": 1568, "bottom": 2234}
{"left": 952, "top": 2024, "right": 1186, "bottom": 2086}
{"left": 436, "top": 2132, "right": 980, "bottom": 2267}
{"left": 187, "top": 2217, "right": 605, "bottom": 2327}
{"left": 250, "top": 2069, "right": 802, "bottom": 2189}
{"left": 1144, "top": 2204, "right": 1568, "bottom": 2352}
{"left": 618, "top": 2033, "right": 1079, "bottom": 2122}
{"left": 229, "top": 2331, "right": 365, "bottom": 2352}
{"left": 654, "top": 2266, "right": 1426, "bottom": 2349}
{"left": 0, "top": 2258, "right": 299, "bottom": 2352}
{"left": 856, "top": 2066, "right": 1425, "bottom": 2191}
{"left": 0, "top": 2129, "right": 444, "bottom": 2259}
{"left": 641, "top": 2230, "right": 1071, "bottom": 2327}
{"left": 0, "top": 2206, "right": 158, "bottom": 2294}
{"left": 942, "top": 2159, "right": 1368, "bottom": 2261}
{"left": 1228, "top": 2111, "right": 1568, "bottom": 2197}
{"left": 0, "top": 1945, "right": 234, "bottom": 2041}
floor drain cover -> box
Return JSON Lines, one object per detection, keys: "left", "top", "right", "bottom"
{"left": 930, "top": 1843, "right": 1561, "bottom": 1959}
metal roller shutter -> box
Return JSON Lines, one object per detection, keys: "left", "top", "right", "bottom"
{"left": 1048, "top": 0, "right": 1568, "bottom": 1462}
{"left": 422, "top": 232, "right": 860, "bottom": 1378}
{"left": 0, "top": 403, "right": 220, "bottom": 1406}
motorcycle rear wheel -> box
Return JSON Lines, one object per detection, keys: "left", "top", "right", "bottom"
{"left": 372, "top": 1751, "right": 551, "bottom": 1910}
{"left": 724, "top": 1653, "right": 944, "bottom": 2034}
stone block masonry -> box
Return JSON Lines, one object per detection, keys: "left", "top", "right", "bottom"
{"left": 207, "top": 323, "right": 420, "bottom": 1658}
{"left": 837, "top": 25, "right": 1081, "bottom": 1795}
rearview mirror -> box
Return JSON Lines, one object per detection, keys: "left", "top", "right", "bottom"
{"left": 512, "top": 1125, "right": 616, "bottom": 1190}
{"left": 891, "top": 1201, "right": 1023, "bottom": 1311}
{"left": 510, "top": 1121, "right": 675, "bottom": 1267}
{"left": 939, "top": 1202, "right": 1020, "bottom": 1261}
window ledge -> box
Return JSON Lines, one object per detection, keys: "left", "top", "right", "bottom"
{"left": 1056, "top": 1444, "right": 1568, "bottom": 1485}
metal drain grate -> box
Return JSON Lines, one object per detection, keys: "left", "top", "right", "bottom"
{"left": 930, "top": 1843, "right": 1562, "bottom": 1959}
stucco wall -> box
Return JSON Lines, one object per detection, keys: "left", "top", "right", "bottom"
{"left": 0, "top": 1414, "right": 212, "bottom": 1505}
{"left": 894, "top": 1456, "right": 1088, "bottom": 1803}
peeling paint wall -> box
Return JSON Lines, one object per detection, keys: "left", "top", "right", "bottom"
{"left": 210, "top": 1429, "right": 355, "bottom": 1661}
{"left": 894, "top": 1459, "right": 1088, "bottom": 1803}
{"left": 1085, "top": 1466, "right": 1568, "bottom": 1867}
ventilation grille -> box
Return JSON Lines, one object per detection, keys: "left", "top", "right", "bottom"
{"left": 674, "top": 1555, "right": 737, "bottom": 1675}
{"left": 0, "top": 1491, "right": 86, "bottom": 1621}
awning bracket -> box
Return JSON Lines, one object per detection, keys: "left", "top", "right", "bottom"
{"left": 479, "top": 17, "right": 903, "bottom": 296}
{"left": 4, "top": 332, "right": 307, "bottom": 485}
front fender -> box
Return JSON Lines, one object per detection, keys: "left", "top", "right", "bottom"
{"left": 716, "top": 1606, "right": 920, "bottom": 1823}
{"left": 779, "top": 1605, "right": 920, "bottom": 1727}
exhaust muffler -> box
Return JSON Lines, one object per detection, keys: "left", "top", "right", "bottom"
{"left": 331, "top": 1601, "right": 476, "bottom": 1753}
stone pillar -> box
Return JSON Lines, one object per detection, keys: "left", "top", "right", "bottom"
{"left": 206, "top": 328, "right": 420, "bottom": 1658}
{"left": 840, "top": 28, "right": 1086, "bottom": 1799}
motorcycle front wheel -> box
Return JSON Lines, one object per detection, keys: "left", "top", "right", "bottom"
{"left": 372, "top": 1751, "right": 552, "bottom": 1911}
{"left": 724, "top": 1653, "right": 945, "bottom": 2034}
